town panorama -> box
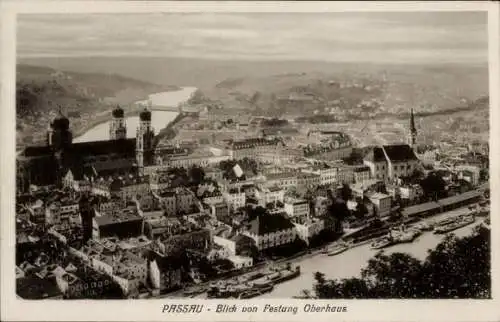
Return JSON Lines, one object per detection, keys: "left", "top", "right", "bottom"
{"left": 14, "top": 12, "right": 490, "bottom": 300}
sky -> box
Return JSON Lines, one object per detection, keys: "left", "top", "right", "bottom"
{"left": 17, "top": 12, "right": 488, "bottom": 64}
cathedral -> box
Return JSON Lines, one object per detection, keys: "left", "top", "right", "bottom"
{"left": 17, "top": 105, "right": 156, "bottom": 194}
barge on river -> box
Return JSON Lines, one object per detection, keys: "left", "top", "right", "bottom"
{"left": 207, "top": 265, "right": 300, "bottom": 299}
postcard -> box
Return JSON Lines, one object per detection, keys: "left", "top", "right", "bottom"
{"left": 1, "top": 1, "right": 499, "bottom": 321}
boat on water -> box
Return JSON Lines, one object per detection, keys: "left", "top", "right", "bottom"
{"left": 252, "top": 264, "right": 301, "bottom": 287}
{"left": 273, "top": 265, "right": 301, "bottom": 284}
{"left": 433, "top": 217, "right": 457, "bottom": 227}
{"left": 244, "top": 271, "right": 265, "bottom": 281}
{"left": 412, "top": 221, "right": 433, "bottom": 232}
{"left": 327, "top": 242, "right": 350, "bottom": 256}
{"left": 237, "top": 285, "right": 274, "bottom": 299}
{"left": 392, "top": 228, "right": 421, "bottom": 243}
{"left": 207, "top": 283, "right": 253, "bottom": 299}
{"left": 370, "top": 237, "right": 394, "bottom": 250}
{"left": 433, "top": 214, "right": 475, "bottom": 234}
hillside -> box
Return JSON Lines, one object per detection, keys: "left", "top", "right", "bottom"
{"left": 16, "top": 64, "right": 177, "bottom": 147}
{"left": 18, "top": 57, "right": 489, "bottom": 145}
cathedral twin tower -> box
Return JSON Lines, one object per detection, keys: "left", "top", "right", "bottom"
{"left": 109, "top": 104, "right": 155, "bottom": 171}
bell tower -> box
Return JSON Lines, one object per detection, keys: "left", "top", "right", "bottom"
{"left": 136, "top": 102, "right": 155, "bottom": 174}
{"left": 110, "top": 105, "right": 127, "bottom": 140}
{"left": 407, "top": 108, "right": 418, "bottom": 149}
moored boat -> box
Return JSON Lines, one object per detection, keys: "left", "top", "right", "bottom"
{"left": 207, "top": 281, "right": 253, "bottom": 299}
{"left": 392, "top": 228, "right": 421, "bottom": 243}
{"left": 370, "top": 237, "right": 394, "bottom": 250}
{"left": 327, "top": 242, "right": 350, "bottom": 256}
{"left": 272, "top": 265, "right": 301, "bottom": 284}
{"left": 433, "top": 214, "right": 475, "bottom": 234}
{"left": 412, "top": 221, "right": 433, "bottom": 231}
{"left": 237, "top": 284, "right": 274, "bottom": 299}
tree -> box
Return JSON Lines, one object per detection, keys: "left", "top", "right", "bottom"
{"left": 354, "top": 197, "right": 368, "bottom": 220}
{"left": 188, "top": 166, "right": 205, "bottom": 185}
{"left": 420, "top": 172, "right": 447, "bottom": 201}
{"left": 309, "top": 226, "right": 490, "bottom": 299}
{"left": 328, "top": 199, "right": 350, "bottom": 222}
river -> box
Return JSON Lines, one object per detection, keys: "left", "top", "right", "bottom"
{"left": 74, "top": 86, "right": 197, "bottom": 143}
{"left": 257, "top": 210, "right": 482, "bottom": 298}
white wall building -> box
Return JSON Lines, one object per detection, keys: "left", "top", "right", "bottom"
{"left": 368, "top": 192, "right": 392, "bottom": 217}
{"left": 284, "top": 199, "right": 310, "bottom": 218}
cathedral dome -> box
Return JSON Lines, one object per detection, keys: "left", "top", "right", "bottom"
{"left": 112, "top": 105, "right": 124, "bottom": 118}
{"left": 140, "top": 108, "right": 151, "bottom": 121}
{"left": 53, "top": 109, "right": 70, "bottom": 130}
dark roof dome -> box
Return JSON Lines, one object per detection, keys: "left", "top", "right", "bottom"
{"left": 112, "top": 105, "right": 124, "bottom": 118}
{"left": 139, "top": 108, "right": 151, "bottom": 121}
{"left": 53, "top": 107, "right": 70, "bottom": 130}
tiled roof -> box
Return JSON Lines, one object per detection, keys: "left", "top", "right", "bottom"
{"left": 265, "top": 172, "right": 297, "bottom": 181}
{"left": 231, "top": 138, "right": 280, "bottom": 150}
{"left": 247, "top": 214, "right": 294, "bottom": 236}
{"left": 95, "top": 209, "right": 142, "bottom": 226}
{"left": 110, "top": 175, "right": 150, "bottom": 190}
{"left": 261, "top": 127, "right": 299, "bottom": 136}
{"left": 70, "top": 138, "right": 137, "bottom": 158}
{"left": 402, "top": 201, "right": 441, "bottom": 217}
{"left": 364, "top": 147, "right": 387, "bottom": 163}
{"left": 382, "top": 144, "right": 418, "bottom": 162}
{"left": 437, "top": 190, "right": 482, "bottom": 207}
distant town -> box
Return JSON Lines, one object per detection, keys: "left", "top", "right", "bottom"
{"left": 15, "top": 93, "right": 490, "bottom": 299}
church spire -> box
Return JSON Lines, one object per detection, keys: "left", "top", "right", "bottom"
{"left": 408, "top": 108, "right": 417, "bottom": 148}
{"left": 410, "top": 108, "right": 417, "bottom": 135}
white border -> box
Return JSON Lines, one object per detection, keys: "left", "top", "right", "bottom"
{"left": 1, "top": 1, "right": 499, "bottom": 322}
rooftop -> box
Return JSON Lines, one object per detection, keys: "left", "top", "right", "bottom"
{"left": 382, "top": 144, "right": 419, "bottom": 162}
{"left": 437, "top": 190, "right": 482, "bottom": 207}
{"left": 268, "top": 186, "right": 283, "bottom": 193}
{"left": 364, "top": 147, "right": 387, "bottom": 163}
{"left": 402, "top": 201, "right": 441, "bottom": 217}
{"left": 231, "top": 138, "right": 281, "bottom": 150}
{"left": 247, "top": 214, "right": 295, "bottom": 236}
{"left": 94, "top": 209, "right": 142, "bottom": 226}
{"left": 17, "top": 276, "right": 62, "bottom": 299}
{"left": 265, "top": 172, "right": 297, "bottom": 181}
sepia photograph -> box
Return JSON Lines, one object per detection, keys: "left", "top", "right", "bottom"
{"left": 1, "top": 1, "right": 499, "bottom": 321}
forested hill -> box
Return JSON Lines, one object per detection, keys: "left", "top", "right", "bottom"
{"left": 16, "top": 64, "right": 177, "bottom": 147}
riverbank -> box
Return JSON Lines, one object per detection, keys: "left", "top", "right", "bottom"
{"left": 74, "top": 87, "right": 197, "bottom": 142}
{"left": 158, "top": 200, "right": 485, "bottom": 299}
